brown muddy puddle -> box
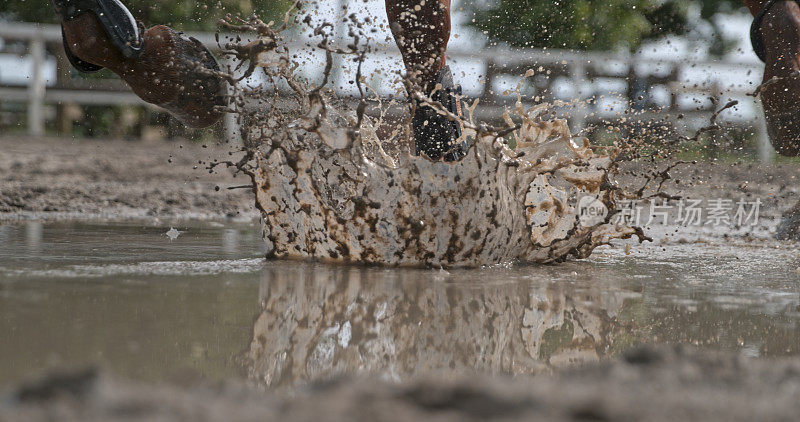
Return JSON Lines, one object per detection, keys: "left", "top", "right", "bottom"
{"left": 1, "top": 221, "right": 799, "bottom": 388}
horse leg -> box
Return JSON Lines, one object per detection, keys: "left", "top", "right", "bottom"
{"left": 745, "top": 0, "right": 800, "bottom": 239}
{"left": 60, "top": 10, "right": 224, "bottom": 128}
{"left": 745, "top": 0, "right": 800, "bottom": 155}
{"left": 385, "top": 0, "right": 451, "bottom": 92}
{"left": 383, "top": 0, "right": 469, "bottom": 162}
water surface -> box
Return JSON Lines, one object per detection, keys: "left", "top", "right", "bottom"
{"left": 1, "top": 221, "right": 799, "bottom": 387}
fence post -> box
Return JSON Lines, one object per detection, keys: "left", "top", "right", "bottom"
{"left": 27, "top": 33, "right": 46, "bottom": 136}
{"left": 569, "top": 60, "right": 587, "bottom": 132}
{"left": 221, "top": 56, "right": 241, "bottom": 144}
{"left": 224, "top": 102, "right": 240, "bottom": 145}
{"left": 481, "top": 60, "right": 496, "bottom": 104}
{"left": 754, "top": 100, "right": 774, "bottom": 163}
{"left": 330, "top": 0, "right": 347, "bottom": 95}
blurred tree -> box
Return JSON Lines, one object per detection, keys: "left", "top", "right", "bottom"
{"left": 464, "top": 0, "right": 742, "bottom": 52}
{"left": 0, "top": 0, "right": 293, "bottom": 30}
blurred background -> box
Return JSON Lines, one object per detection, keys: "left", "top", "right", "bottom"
{"left": 0, "top": 0, "right": 775, "bottom": 161}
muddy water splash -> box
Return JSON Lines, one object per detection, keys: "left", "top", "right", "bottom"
{"left": 217, "top": 14, "right": 643, "bottom": 267}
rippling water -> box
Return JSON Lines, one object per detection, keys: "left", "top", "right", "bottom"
{"left": 1, "top": 221, "right": 799, "bottom": 388}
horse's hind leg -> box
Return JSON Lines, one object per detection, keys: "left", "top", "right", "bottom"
{"left": 57, "top": 3, "right": 224, "bottom": 128}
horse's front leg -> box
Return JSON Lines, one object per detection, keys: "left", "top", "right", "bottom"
{"left": 55, "top": 0, "right": 225, "bottom": 128}
{"left": 746, "top": 0, "right": 800, "bottom": 155}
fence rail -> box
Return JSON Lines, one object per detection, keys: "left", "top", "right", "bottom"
{"left": 0, "top": 22, "right": 773, "bottom": 162}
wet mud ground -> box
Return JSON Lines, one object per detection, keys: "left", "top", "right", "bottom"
{"left": 0, "top": 136, "right": 259, "bottom": 221}
{"left": 3, "top": 136, "right": 800, "bottom": 420}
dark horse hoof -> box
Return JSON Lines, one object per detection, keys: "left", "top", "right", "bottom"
{"left": 412, "top": 66, "right": 472, "bottom": 162}
{"left": 765, "top": 107, "right": 800, "bottom": 157}
{"left": 52, "top": 0, "right": 143, "bottom": 71}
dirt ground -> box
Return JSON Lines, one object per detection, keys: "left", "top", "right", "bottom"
{"left": 0, "top": 136, "right": 259, "bottom": 222}
{"left": 4, "top": 136, "right": 800, "bottom": 420}
{"left": 3, "top": 345, "right": 800, "bottom": 421}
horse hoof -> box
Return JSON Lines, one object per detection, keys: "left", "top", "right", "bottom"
{"left": 776, "top": 213, "right": 800, "bottom": 241}
{"left": 52, "top": 0, "right": 143, "bottom": 63}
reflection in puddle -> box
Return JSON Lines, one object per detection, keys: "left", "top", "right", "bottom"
{"left": 246, "top": 264, "right": 627, "bottom": 387}
{"left": 246, "top": 250, "right": 800, "bottom": 387}
{"left": 25, "top": 222, "right": 42, "bottom": 254}
{"left": 223, "top": 229, "right": 239, "bottom": 254}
